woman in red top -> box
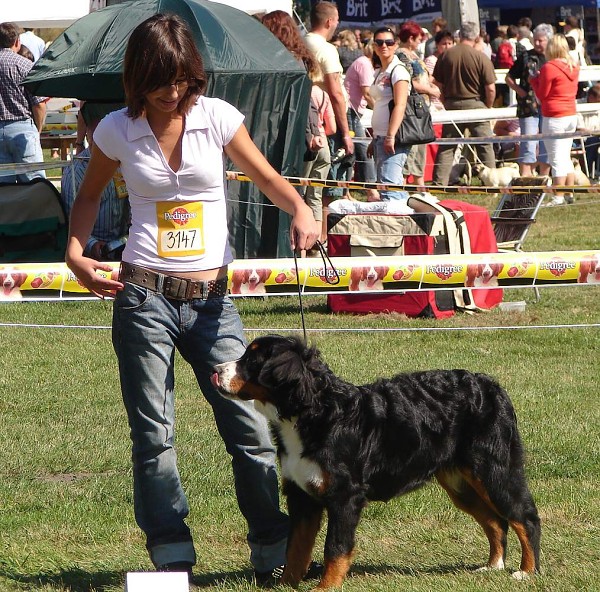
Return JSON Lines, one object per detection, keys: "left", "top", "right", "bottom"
{"left": 530, "top": 34, "right": 580, "bottom": 205}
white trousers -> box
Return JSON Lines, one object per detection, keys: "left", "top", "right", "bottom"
{"left": 541, "top": 115, "right": 577, "bottom": 177}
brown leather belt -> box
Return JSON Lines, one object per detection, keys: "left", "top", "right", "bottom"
{"left": 120, "top": 262, "right": 228, "bottom": 301}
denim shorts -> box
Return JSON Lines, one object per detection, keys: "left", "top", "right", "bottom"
{"left": 0, "top": 118, "right": 45, "bottom": 183}
{"left": 374, "top": 136, "right": 410, "bottom": 202}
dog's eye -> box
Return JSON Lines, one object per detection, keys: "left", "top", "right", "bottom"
{"left": 245, "top": 355, "right": 263, "bottom": 375}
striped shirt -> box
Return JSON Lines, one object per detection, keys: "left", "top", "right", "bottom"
{"left": 0, "top": 48, "right": 44, "bottom": 122}
{"left": 61, "top": 149, "right": 130, "bottom": 254}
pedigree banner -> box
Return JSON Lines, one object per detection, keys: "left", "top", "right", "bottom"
{"left": 335, "top": 0, "right": 442, "bottom": 27}
{"left": 0, "top": 252, "right": 598, "bottom": 301}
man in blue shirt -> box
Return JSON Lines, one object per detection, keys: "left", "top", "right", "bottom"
{"left": 61, "top": 102, "right": 130, "bottom": 260}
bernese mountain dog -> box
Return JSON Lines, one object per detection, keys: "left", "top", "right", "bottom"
{"left": 211, "top": 335, "right": 541, "bottom": 589}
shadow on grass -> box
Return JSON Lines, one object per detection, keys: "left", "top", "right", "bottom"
{"left": 0, "top": 567, "right": 123, "bottom": 591}
{"left": 0, "top": 562, "right": 483, "bottom": 590}
{"left": 0, "top": 566, "right": 252, "bottom": 591}
{"left": 349, "top": 561, "right": 483, "bottom": 578}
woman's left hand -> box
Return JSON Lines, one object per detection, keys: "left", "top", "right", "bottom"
{"left": 384, "top": 136, "right": 396, "bottom": 155}
{"left": 290, "top": 204, "right": 319, "bottom": 251}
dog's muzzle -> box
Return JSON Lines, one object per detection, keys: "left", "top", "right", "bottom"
{"left": 211, "top": 359, "right": 240, "bottom": 393}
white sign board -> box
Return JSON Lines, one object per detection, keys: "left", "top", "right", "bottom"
{"left": 125, "top": 572, "right": 189, "bottom": 592}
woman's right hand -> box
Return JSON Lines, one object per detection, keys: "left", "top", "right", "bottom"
{"left": 66, "top": 253, "right": 123, "bottom": 299}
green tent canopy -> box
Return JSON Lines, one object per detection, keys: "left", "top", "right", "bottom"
{"left": 25, "top": 0, "right": 310, "bottom": 258}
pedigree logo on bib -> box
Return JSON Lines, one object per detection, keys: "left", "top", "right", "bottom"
{"left": 156, "top": 201, "right": 205, "bottom": 257}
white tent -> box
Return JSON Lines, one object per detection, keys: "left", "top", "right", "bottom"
{"left": 207, "top": 0, "right": 292, "bottom": 16}
{"left": 3, "top": 1, "right": 292, "bottom": 28}
{"left": 1, "top": 0, "right": 90, "bottom": 28}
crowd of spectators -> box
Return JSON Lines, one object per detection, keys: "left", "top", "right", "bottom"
{"left": 285, "top": 4, "right": 600, "bottom": 215}
{"left": 2, "top": 6, "right": 600, "bottom": 261}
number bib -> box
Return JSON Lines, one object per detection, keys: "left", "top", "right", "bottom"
{"left": 156, "top": 201, "right": 205, "bottom": 257}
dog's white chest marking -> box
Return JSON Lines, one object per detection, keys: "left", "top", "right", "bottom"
{"left": 255, "top": 406, "right": 324, "bottom": 494}
{"left": 279, "top": 420, "right": 324, "bottom": 493}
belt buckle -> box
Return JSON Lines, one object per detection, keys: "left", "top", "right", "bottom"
{"left": 200, "top": 281, "right": 209, "bottom": 300}
{"left": 184, "top": 279, "right": 197, "bottom": 300}
{"left": 164, "top": 276, "right": 186, "bottom": 300}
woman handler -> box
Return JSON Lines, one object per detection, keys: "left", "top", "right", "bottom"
{"left": 65, "top": 13, "right": 317, "bottom": 584}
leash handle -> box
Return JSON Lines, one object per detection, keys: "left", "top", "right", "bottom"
{"left": 314, "top": 240, "right": 340, "bottom": 285}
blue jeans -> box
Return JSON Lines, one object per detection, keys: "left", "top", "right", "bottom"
{"left": 324, "top": 132, "right": 345, "bottom": 198}
{"left": 519, "top": 115, "right": 548, "bottom": 165}
{"left": 0, "top": 118, "right": 45, "bottom": 183}
{"left": 374, "top": 136, "right": 410, "bottom": 202}
{"left": 584, "top": 135, "right": 600, "bottom": 178}
{"left": 347, "top": 109, "right": 376, "bottom": 183}
{"left": 112, "top": 284, "right": 288, "bottom": 571}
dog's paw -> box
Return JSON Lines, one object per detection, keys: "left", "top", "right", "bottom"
{"left": 474, "top": 559, "right": 505, "bottom": 572}
{"left": 511, "top": 570, "right": 531, "bottom": 581}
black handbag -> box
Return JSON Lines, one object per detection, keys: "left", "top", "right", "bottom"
{"left": 388, "top": 88, "right": 435, "bottom": 146}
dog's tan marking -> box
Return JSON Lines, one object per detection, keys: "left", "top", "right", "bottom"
{"left": 225, "top": 375, "right": 271, "bottom": 402}
{"left": 316, "top": 553, "right": 354, "bottom": 589}
{"left": 458, "top": 469, "right": 501, "bottom": 514}
{"left": 436, "top": 470, "right": 506, "bottom": 570}
{"left": 238, "top": 381, "right": 271, "bottom": 402}
{"left": 457, "top": 469, "right": 538, "bottom": 574}
{"left": 282, "top": 509, "right": 324, "bottom": 587}
{"left": 509, "top": 521, "right": 537, "bottom": 574}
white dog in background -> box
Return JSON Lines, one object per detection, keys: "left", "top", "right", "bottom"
{"left": 472, "top": 163, "right": 521, "bottom": 187}
{"left": 572, "top": 159, "right": 591, "bottom": 186}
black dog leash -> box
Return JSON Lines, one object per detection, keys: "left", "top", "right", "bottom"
{"left": 293, "top": 240, "right": 340, "bottom": 343}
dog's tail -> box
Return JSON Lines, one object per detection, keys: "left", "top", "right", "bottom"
{"left": 461, "top": 372, "right": 524, "bottom": 467}
{"left": 464, "top": 371, "right": 537, "bottom": 500}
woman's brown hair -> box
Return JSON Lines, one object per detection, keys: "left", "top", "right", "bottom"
{"left": 123, "top": 13, "right": 207, "bottom": 119}
{"left": 261, "top": 10, "right": 318, "bottom": 78}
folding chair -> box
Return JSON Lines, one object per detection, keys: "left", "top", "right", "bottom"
{"left": 490, "top": 176, "right": 550, "bottom": 302}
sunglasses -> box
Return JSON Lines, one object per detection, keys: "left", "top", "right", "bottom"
{"left": 156, "top": 79, "right": 190, "bottom": 93}
{"left": 374, "top": 38, "right": 396, "bottom": 47}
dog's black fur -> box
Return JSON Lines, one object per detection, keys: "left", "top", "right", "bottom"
{"left": 212, "top": 335, "right": 541, "bottom": 589}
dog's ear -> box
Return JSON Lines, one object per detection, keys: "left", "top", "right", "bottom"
{"left": 259, "top": 338, "right": 322, "bottom": 417}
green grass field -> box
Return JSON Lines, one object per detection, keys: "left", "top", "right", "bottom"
{"left": 0, "top": 197, "right": 599, "bottom": 591}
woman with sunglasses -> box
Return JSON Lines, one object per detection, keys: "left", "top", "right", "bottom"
{"left": 368, "top": 27, "right": 412, "bottom": 202}
{"left": 65, "top": 13, "right": 318, "bottom": 585}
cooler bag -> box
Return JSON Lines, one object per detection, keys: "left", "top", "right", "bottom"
{"left": 327, "top": 211, "right": 456, "bottom": 318}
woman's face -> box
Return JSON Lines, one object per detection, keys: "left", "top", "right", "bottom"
{"left": 407, "top": 34, "right": 421, "bottom": 51}
{"left": 373, "top": 32, "right": 397, "bottom": 60}
{"left": 436, "top": 37, "right": 454, "bottom": 55}
{"left": 144, "top": 75, "right": 189, "bottom": 116}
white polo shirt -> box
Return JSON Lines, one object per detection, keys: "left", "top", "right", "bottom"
{"left": 93, "top": 96, "right": 244, "bottom": 272}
